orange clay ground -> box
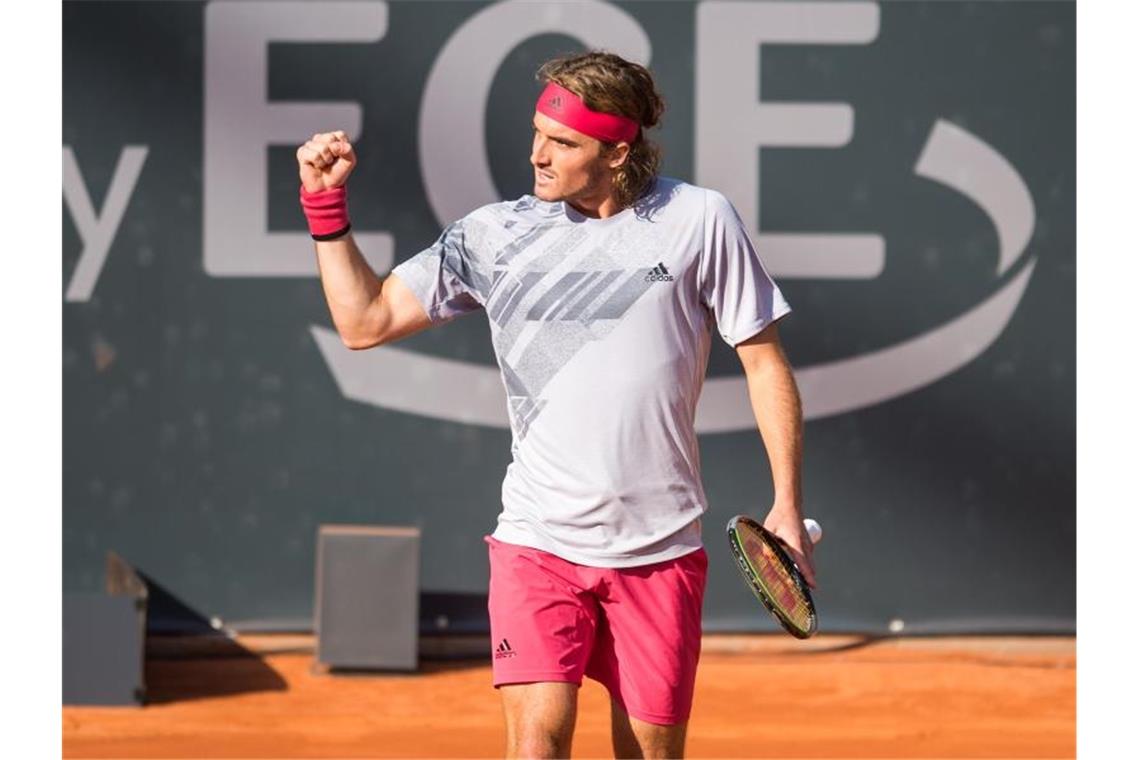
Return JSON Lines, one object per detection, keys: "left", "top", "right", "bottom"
{"left": 63, "top": 634, "right": 1074, "bottom": 758}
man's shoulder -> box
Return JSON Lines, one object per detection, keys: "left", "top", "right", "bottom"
{"left": 466, "top": 195, "right": 563, "bottom": 226}
{"left": 635, "top": 177, "right": 718, "bottom": 220}
{"left": 446, "top": 196, "right": 563, "bottom": 258}
{"left": 668, "top": 181, "right": 738, "bottom": 221}
{"left": 659, "top": 178, "right": 731, "bottom": 208}
{"left": 646, "top": 177, "right": 729, "bottom": 204}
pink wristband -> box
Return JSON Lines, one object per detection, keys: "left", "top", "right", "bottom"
{"left": 299, "top": 185, "right": 351, "bottom": 240}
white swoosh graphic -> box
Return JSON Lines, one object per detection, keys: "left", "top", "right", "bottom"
{"left": 697, "top": 259, "right": 1036, "bottom": 428}
{"left": 915, "top": 119, "right": 1035, "bottom": 276}
{"left": 311, "top": 119, "right": 1037, "bottom": 430}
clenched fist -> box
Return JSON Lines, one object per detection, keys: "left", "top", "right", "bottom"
{"left": 297, "top": 130, "right": 357, "bottom": 193}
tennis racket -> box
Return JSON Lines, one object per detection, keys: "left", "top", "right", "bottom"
{"left": 726, "top": 515, "right": 821, "bottom": 639}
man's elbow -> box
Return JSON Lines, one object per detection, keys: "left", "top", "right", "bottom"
{"left": 340, "top": 328, "right": 386, "bottom": 351}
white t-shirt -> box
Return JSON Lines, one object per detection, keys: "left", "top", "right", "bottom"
{"left": 390, "top": 178, "right": 791, "bottom": 567}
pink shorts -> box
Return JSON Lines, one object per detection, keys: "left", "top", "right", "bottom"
{"left": 485, "top": 535, "right": 708, "bottom": 725}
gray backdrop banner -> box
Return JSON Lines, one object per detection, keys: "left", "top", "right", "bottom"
{"left": 63, "top": 0, "right": 1074, "bottom": 634}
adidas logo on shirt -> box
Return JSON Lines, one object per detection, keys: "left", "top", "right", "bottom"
{"left": 494, "top": 638, "right": 517, "bottom": 659}
{"left": 645, "top": 262, "right": 674, "bottom": 282}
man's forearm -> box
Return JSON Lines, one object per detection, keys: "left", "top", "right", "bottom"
{"left": 313, "top": 233, "right": 385, "bottom": 345}
{"left": 743, "top": 356, "right": 804, "bottom": 513}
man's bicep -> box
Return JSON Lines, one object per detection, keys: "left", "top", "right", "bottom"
{"left": 376, "top": 272, "right": 435, "bottom": 344}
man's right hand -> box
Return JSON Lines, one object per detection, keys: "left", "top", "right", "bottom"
{"left": 297, "top": 130, "right": 357, "bottom": 193}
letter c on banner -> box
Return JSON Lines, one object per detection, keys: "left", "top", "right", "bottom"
{"left": 419, "top": 0, "right": 651, "bottom": 226}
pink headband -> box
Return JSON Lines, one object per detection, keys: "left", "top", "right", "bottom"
{"left": 535, "top": 81, "right": 640, "bottom": 144}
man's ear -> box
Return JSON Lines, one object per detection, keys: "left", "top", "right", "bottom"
{"left": 607, "top": 142, "right": 631, "bottom": 170}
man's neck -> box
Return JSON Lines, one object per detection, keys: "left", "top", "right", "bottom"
{"left": 566, "top": 189, "right": 624, "bottom": 219}
{"left": 560, "top": 178, "right": 624, "bottom": 221}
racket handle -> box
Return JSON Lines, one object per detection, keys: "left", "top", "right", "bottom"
{"left": 803, "top": 518, "right": 823, "bottom": 544}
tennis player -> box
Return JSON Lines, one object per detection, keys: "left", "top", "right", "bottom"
{"left": 297, "top": 51, "right": 815, "bottom": 759}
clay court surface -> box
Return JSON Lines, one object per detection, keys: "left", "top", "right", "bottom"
{"left": 63, "top": 634, "right": 1074, "bottom": 758}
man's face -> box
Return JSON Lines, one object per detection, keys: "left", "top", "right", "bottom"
{"left": 529, "top": 111, "right": 615, "bottom": 206}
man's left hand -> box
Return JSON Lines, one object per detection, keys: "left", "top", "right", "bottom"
{"left": 762, "top": 507, "right": 818, "bottom": 590}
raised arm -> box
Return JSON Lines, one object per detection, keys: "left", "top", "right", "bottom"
{"left": 297, "top": 131, "right": 433, "bottom": 350}
{"left": 312, "top": 233, "right": 432, "bottom": 350}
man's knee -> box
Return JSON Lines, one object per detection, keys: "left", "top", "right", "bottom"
{"left": 501, "top": 682, "right": 579, "bottom": 758}
{"left": 513, "top": 735, "right": 570, "bottom": 758}
{"left": 510, "top": 718, "right": 575, "bottom": 759}
{"left": 610, "top": 699, "right": 688, "bottom": 759}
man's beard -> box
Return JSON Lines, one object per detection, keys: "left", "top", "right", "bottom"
{"left": 538, "top": 166, "right": 608, "bottom": 205}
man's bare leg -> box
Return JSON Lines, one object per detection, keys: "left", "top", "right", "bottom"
{"left": 610, "top": 699, "right": 688, "bottom": 758}
{"left": 500, "top": 682, "right": 579, "bottom": 758}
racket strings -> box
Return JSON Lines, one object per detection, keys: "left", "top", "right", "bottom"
{"left": 745, "top": 533, "right": 814, "bottom": 631}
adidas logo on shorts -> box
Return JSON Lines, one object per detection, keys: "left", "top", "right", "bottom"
{"left": 494, "top": 638, "right": 517, "bottom": 659}
{"left": 645, "top": 262, "right": 674, "bottom": 282}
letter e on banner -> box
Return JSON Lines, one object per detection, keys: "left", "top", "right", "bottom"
{"left": 696, "top": 1, "right": 883, "bottom": 279}
{"left": 203, "top": 1, "right": 392, "bottom": 277}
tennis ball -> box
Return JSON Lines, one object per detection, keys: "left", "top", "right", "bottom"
{"left": 803, "top": 518, "right": 823, "bottom": 544}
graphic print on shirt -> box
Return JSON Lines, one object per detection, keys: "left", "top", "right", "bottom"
{"left": 483, "top": 219, "right": 666, "bottom": 443}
